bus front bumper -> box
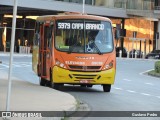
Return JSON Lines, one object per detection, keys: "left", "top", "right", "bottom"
{"left": 52, "top": 66, "right": 115, "bottom": 85}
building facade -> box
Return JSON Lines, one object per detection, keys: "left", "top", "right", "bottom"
{"left": 0, "top": 0, "right": 160, "bottom": 53}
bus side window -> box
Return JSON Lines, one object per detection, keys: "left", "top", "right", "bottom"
{"left": 34, "top": 22, "right": 40, "bottom": 46}
{"left": 55, "top": 30, "right": 64, "bottom": 48}
{"left": 47, "top": 25, "right": 53, "bottom": 49}
{"left": 44, "top": 24, "right": 53, "bottom": 51}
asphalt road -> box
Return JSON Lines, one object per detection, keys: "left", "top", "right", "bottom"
{"left": 0, "top": 55, "right": 160, "bottom": 120}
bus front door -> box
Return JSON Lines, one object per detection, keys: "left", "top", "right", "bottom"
{"left": 39, "top": 24, "right": 53, "bottom": 85}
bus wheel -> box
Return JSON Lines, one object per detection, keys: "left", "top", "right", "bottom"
{"left": 46, "top": 81, "right": 51, "bottom": 87}
{"left": 40, "top": 78, "right": 47, "bottom": 86}
{"left": 87, "top": 85, "right": 93, "bottom": 88}
{"left": 48, "top": 69, "right": 52, "bottom": 88}
{"left": 103, "top": 84, "right": 111, "bottom": 92}
{"left": 80, "top": 85, "right": 86, "bottom": 87}
{"left": 52, "top": 83, "right": 63, "bottom": 90}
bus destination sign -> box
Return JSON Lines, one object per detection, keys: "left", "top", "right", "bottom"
{"left": 57, "top": 22, "right": 104, "bottom": 30}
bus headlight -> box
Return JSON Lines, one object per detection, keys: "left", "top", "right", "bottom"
{"left": 103, "top": 61, "right": 113, "bottom": 70}
{"left": 55, "top": 59, "right": 66, "bottom": 69}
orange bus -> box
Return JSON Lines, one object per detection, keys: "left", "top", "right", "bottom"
{"left": 32, "top": 13, "right": 116, "bottom": 92}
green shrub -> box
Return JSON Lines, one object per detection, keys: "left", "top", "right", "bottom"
{"left": 155, "top": 61, "right": 160, "bottom": 73}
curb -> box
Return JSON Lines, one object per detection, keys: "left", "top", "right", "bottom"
{"left": 0, "top": 79, "right": 78, "bottom": 120}
{"left": 62, "top": 100, "right": 90, "bottom": 120}
{"left": 139, "top": 69, "right": 160, "bottom": 80}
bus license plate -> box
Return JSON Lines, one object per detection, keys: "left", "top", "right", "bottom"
{"left": 80, "top": 80, "right": 90, "bottom": 83}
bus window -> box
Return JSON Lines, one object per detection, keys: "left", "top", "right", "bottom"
{"left": 55, "top": 20, "right": 113, "bottom": 54}
{"left": 87, "top": 21, "right": 113, "bottom": 53}
{"left": 47, "top": 25, "right": 53, "bottom": 49}
{"left": 32, "top": 22, "right": 41, "bottom": 74}
{"left": 55, "top": 29, "right": 64, "bottom": 48}
{"left": 33, "top": 22, "right": 40, "bottom": 46}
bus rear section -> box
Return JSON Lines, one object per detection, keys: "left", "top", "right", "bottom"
{"left": 32, "top": 14, "right": 116, "bottom": 92}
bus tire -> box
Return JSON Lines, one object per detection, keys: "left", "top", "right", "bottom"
{"left": 46, "top": 81, "right": 51, "bottom": 87}
{"left": 87, "top": 85, "right": 93, "bottom": 88}
{"left": 80, "top": 85, "right": 86, "bottom": 87}
{"left": 46, "top": 69, "right": 52, "bottom": 87}
{"left": 103, "top": 84, "right": 111, "bottom": 92}
{"left": 53, "top": 83, "right": 63, "bottom": 90}
{"left": 40, "top": 78, "right": 46, "bottom": 86}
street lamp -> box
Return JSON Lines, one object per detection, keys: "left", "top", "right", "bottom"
{"left": 6, "top": 0, "right": 18, "bottom": 111}
{"left": 83, "top": 0, "right": 85, "bottom": 14}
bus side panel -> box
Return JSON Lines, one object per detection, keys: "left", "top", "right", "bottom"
{"left": 32, "top": 45, "right": 39, "bottom": 74}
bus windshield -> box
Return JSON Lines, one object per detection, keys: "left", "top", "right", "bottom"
{"left": 55, "top": 19, "right": 113, "bottom": 54}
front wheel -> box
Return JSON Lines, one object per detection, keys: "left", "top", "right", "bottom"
{"left": 52, "top": 83, "right": 64, "bottom": 90}
{"left": 40, "top": 78, "right": 47, "bottom": 86}
{"left": 80, "top": 85, "right": 87, "bottom": 87}
{"left": 87, "top": 85, "right": 93, "bottom": 88}
{"left": 103, "top": 84, "right": 111, "bottom": 92}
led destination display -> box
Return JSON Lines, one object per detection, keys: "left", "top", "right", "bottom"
{"left": 57, "top": 22, "right": 104, "bottom": 30}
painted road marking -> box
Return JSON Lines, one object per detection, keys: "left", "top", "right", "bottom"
{"left": 140, "top": 93, "right": 151, "bottom": 96}
{"left": 145, "top": 83, "right": 154, "bottom": 86}
{"left": 113, "top": 87, "right": 123, "bottom": 90}
{"left": 0, "top": 64, "right": 9, "bottom": 68}
{"left": 114, "top": 87, "right": 160, "bottom": 100}
{"left": 13, "top": 64, "right": 22, "bottom": 67}
{"left": 126, "top": 90, "right": 136, "bottom": 93}
{"left": 123, "top": 79, "right": 132, "bottom": 82}
{"left": 139, "top": 69, "right": 154, "bottom": 75}
{"left": 122, "top": 78, "right": 155, "bottom": 87}
{"left": 0, "top": 62, "right": 32, "bottom": 68}
{"left": 156, "top": 96, "right": 160, "bottom": 99}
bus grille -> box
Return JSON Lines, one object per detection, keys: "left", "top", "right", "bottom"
{"left": 69, "top": 65, "right": 101, "bottom": 71}
{"left": 72, "top": 74, "right": 97, "bottom": 80}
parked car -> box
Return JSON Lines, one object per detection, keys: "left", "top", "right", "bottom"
{"left": 129, "top": 49, "right": 143, "bottom": 58}
{"left": 116, "top": 47, "right": 127, "bottom": 57}
{"left": 145, "top": 50, "right": 160, "bottom": 59}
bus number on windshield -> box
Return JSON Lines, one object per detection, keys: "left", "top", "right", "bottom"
{"left": 58, "top": 23, "right": 70, "bottom": 29}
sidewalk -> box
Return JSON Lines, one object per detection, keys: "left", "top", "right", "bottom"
{"left": 0, "top": 79, "right": 77, "bottom": 119}
{"left": 0, "top": 79, "right": 77, "bottom": 111}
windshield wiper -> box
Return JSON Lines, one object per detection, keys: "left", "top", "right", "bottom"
{"left": 91, "top": 41, "right": 103, "bottom": 55}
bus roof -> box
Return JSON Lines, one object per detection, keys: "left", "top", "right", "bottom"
{"left": 36, "top": 14, "right": 112, "bottom": 23}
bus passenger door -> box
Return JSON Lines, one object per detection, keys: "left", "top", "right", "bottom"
{"left": 39, "top": 23, "right": 53, "bottom": 82}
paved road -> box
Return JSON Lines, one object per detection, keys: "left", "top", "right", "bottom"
{"left": 0, "top": 56, "right": 160, "bottom": 120}
{"left": 66, "top": 59, "right": 160, "bottom": 120}
{"left": 0, "top": 55, "right": 39, "bottom": 84}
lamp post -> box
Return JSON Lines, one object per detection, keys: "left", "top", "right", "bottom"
{"left": 83, "top": 0, "right": 85, "bottom": 14}
{"left": 6, "top": 0, "right": 18, "bottom": 111}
